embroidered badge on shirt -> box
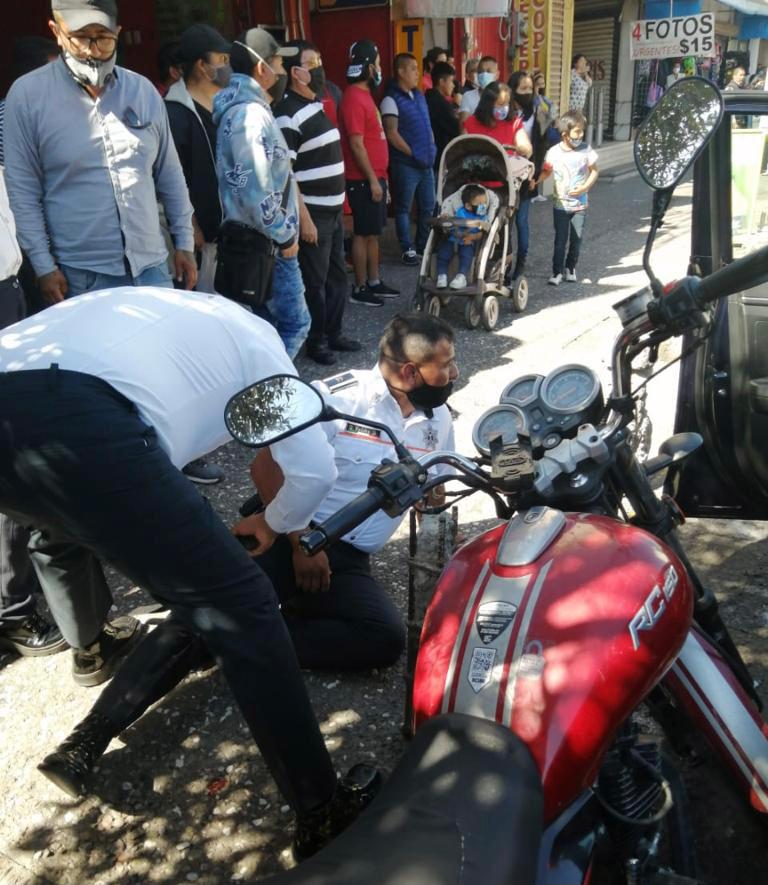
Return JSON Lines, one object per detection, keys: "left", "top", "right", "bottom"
{"left": 345, "top": 422, "right": 381, "bottom": 439}
{"left": 324, "top": 372, "right": 358, "bottom": 393}
{"left": 423, "top": 424, "right": 439, "bottom": 451}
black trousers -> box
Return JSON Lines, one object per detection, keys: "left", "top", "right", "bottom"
{"left": 0, "top": 275, "right": 41, "bottom": 626}
{"left": 298, "top": 209, "right": 347, "bottom": 347}
{"left": 0, "top": 369, "right": 335, "bottom": 812}
{"left": 90, "top": 535, "right": 405, "bottom": 734}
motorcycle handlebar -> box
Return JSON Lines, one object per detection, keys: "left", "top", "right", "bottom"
{"left": 300, "top": 485, "right": 387, "bottom": 556}
{"left": 696, "top": 244, "right": 768, "bottom": 304}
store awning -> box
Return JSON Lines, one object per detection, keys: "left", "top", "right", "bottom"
{"left": 716, "top": 1, "right": 768, "bottom": 16}
{"left": 644, "top": 1, "right": 702, "bottom": 17}
{"left": 405, "top": 0, "right": 508, "bottom": 17}
{"left": 739, "top": 14, "right": 768, "bottom": 38}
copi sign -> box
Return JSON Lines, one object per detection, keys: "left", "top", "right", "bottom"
{"left": 518, "top": 0, "right": 548, "bottom": 72}
{"left": 630, "top": 12, "right": 716, "bottom": 60}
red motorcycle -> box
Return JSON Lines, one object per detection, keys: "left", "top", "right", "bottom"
{"left": 227, "top": 78, "right": 767, "bottom": 885}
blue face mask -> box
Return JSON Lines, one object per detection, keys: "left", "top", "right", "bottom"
{"left": 477, "top": 71, "right": 496, "bottom": 89}
{"left": 472, "top": 202, "right": 488, "bottom": 216}
{"left": 493, "top": 105, "right": 509, "bottom": 121}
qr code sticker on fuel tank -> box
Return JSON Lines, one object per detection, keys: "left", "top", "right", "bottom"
{"left": 468, "top": 647, "right": 497, "bottom": 693}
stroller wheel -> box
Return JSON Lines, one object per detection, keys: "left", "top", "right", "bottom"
{"left": 464, "top": 295, "right": 483, "bottom": 329}
{"left": 425, "top": 294, "right": 442, "bottom": 318}
{"left": 512, "top": 277, "right": 529, "bottom": 313}
{"left": 481, "top": 295, "right": 500, "bottom": 331}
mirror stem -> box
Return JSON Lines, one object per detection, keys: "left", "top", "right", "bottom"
{"left": 644, "top": 189, "right": 674, "bottom": 296}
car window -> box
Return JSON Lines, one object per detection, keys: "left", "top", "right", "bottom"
{"left": 731, "top": 110, "right": 768, "bottom": 257}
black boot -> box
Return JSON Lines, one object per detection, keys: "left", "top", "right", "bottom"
{"left": 71, "top": 615, "right": 147, "bottom": 687}
{"left": 38, "top": 711, "right": 116, "bottom": 797}
{"left": 293, "top": 763, "right": 383, "bottom": 861}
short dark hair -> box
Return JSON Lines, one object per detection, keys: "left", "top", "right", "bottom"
{"left": 475, "top": 81, "right": 510, "bottom": 128}
{"left": 461, "top": 184, "right": 485, "bottom": 204}
{"left": 283, "top": 39, "right": 319, "bottom": 79}
{"left": 478, "top": 55, "right": 498, "bottom": 71}
{"left": 379, "top": 313, "right": 454, "bottom": 366}
{"left": 431, "top": 61, "right": 455, "bottom": 85}
{"left": 11, "top": 36, "right": 58, "bottom": 82}
{"left": 157, "top": 40, "right": 181, "bottom": 82}
{"left": 425, "top": 46, "right": 446, "bottom": 70}
{"left": 395, "top": 52, "right": 417, "bottom": 73}
{"left": 572, "top": 53, "right": 587, "bottom": 69}
{"left": 559, "top": 109, "right": 587, "bottom": 134}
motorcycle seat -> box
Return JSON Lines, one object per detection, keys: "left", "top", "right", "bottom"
{"left": 262, "top": 712, "right": 543, "bottom": 885}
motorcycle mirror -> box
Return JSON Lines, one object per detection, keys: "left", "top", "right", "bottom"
{"left": 225, "top": 374, "right": 325, "bottom": 448}
{"left": 634, "top": 77, "right": 723, "bottom": 192}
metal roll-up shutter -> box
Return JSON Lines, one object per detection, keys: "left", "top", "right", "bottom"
{"left": 572, "top": 16, "right": 618, "bottom": 136}
{"left": 546, "top": 0, "right": 575, "bottom": 116}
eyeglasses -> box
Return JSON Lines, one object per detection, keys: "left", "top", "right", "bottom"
{"left": 57, "top": 26, "right": 118, "bottom": 55}
{"left": 302, "top": 55, "right": 322, "bottom": 70}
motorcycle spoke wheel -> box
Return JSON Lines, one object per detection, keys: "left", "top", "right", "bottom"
{"left": 481, "top": 295, "right": 500, "bottom": 331}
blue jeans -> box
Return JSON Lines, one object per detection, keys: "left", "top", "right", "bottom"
{"left": 390, "top": 162, "right": 436, "bottom": 253}
{"left": 60, "top": 262, "right": 173, "bottom": 298}
{"left": 436, "top": 239, "right": 475, "bottom": 277}
{"left": 552, "top": 208, "right": 587, "bottom": 275}
{"left": 259, "top": 255, "right": 310, "bottom": 360}
{"left": 514, "top": 196, "right": 531, "bottom": 261}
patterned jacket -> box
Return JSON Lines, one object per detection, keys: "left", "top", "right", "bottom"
{"left": 213, "top": 74, "right": 298, "bottom": 247}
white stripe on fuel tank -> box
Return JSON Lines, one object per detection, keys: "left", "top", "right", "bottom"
{"left": 672, "top": 630, "right": 768, "bottom": 810}
{"left": 440, "top": 560, "right": 491, "bottom": 714}
{"left": 502, "top": 559, "right": 553, "bottom": 725}
{"left": 450, "top": 572, "right": 531, "bottom": 718}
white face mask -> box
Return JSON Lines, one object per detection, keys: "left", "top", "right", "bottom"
{"left": 477, "top": 71, "right": 496, "bottom": 89}
{"left": 62, "top": 48, "right": 116, "bottom": 89}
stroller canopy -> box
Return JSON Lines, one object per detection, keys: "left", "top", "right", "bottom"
{"left": 437, "top": 134, "right": 533, "bottom": 206}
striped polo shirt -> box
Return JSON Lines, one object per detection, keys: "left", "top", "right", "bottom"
{"left": 274, "top": 90, "right": 345, "bottom": 212}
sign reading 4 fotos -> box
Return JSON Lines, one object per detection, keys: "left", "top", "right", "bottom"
{"left": 630, "top": 13, "right": 716, "bottom": 61}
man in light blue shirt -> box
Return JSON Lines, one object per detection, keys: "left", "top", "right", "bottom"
{"left": 3, "top": 0, "right": 197, "bottom": 304}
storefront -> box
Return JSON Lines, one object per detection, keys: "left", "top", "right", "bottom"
{"left": 572, "top": 0, "right": 622, "bottom": 137}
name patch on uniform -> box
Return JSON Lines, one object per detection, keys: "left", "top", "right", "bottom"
{"left": 324, "top": 372, "right": 358, "bottom": 393}
{"left": 344, "top": 422, "right": 381, "bottom": 439}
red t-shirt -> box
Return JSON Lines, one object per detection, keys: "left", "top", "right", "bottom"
{"left": 464, "top": 114, "right": 524, "bottom": 152}
{"left": 339, "top": 85, "right": 389, "bottom": 181}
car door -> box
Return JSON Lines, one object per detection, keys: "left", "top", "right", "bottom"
{"left": 669, "top": 90, "right": 768, "bottom": 519}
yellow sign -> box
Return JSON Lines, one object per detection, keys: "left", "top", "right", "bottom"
{"left": 395, "top": 18, "right": 424, "bottom": 71}
{"left": 516, "top": 0, "right": 574, "bottom": 114}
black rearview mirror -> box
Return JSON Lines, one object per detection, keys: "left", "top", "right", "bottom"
{"left": 635, "top": 77, "right": 723, "bottom": 191}
{"left": 225, "top": 374, "right": 325, "bottom": 448}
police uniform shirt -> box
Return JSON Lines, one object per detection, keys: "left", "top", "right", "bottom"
{"left": 0, "top": 287, "right": 337, "bottom": 535}
{"left": 312, "top": 365, "right": 455, "bottom": 554}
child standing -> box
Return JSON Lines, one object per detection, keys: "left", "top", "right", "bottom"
{"left": 539, "top": 110, "right": 599, "bottom": 286}
{"left": 436, "top": 184, "right": 488, "bottom": 290}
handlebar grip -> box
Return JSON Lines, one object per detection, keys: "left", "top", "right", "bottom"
{"left": 697, "top": 244, "right": 768, "bottom": 304}
{"left": 299, "top": 486, "right": 387, "bottom": 555}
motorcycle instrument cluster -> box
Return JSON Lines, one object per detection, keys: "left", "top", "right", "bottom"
{"left": 472, "top": 365, "right": 604, "bottom": 456}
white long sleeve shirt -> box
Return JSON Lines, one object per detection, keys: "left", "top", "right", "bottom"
{"left": 0, "top": 287, "right": 337, "bottom": 534}
{"left": 0, "top": 168, "right": 22, "bottom": 281}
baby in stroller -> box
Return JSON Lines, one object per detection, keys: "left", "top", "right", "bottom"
{"left": 436, "top": 184, "right": 489, "bottom": 291}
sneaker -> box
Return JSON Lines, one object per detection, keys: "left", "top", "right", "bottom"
{"left": 449, "top": 273, "right": 468, "bottom": 290}
{"left": 436, "top": 274, "right": 448, "bottom": 289}
{"left": 306, "top": 344, "right": 338, "bottom": 366}
{"left": 0, "top": 610, "right": 68, "bottom": 657}
{"left": 564, "top": 268, "right": 578, "bottom": 282}
{"left": 328, "top": 335, "right": 362, "bottom": 353}
{"left": 531, "top": 194, "right": 548, "bottom": 203}
{"left": 38, "top": 711, "right": 117, "bottom": 797}
{"left": 71, "top": 616, "right": 148, "bottom": 687}
{"left": 293, "top": 764, "right": 383, "bottom": 860}
{"left": 350, "top": 286, "right": 384, "bottom": 307}
{"left": 548, "top": 273, "right": 563, "bottom": 286}
{"left": 182, "top": 458, "right": 225, "bottom": 485}
{"left": 401, "top": 249, "right": 419, "bottom": 266}
{"left": 366, "top": 280, "right": 400, "bottom": 298}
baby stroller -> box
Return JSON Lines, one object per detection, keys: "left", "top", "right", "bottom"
{"left": 413, "top": 134, "right": 534, "bottom": 331}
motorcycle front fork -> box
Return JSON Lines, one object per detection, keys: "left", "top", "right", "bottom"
{"left": 611, "top": 441, "right": 762, "bottom": 710}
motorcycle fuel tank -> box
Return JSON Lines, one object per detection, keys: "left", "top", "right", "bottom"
{"left": 412, "top": 508, "right": 694, "bottom": 820}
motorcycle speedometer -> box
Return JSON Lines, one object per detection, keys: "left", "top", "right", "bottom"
{"left": 472, "top": 404, "right": 528, "bottom": 456}
{"left": 540, "top": 365, "right": 602, "bottom": 415}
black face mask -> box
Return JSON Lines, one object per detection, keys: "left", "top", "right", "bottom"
{"left": 515, "top": 91, "right": 534, "bottom": 113}
{"left": 405, "top": 374, "right": 454, "bottom": 413}
{"left": 268, "top": 72, "right": 288, "bottom": 103}
{"left": 309, "top": 66, "right": 326, "bottom": 97}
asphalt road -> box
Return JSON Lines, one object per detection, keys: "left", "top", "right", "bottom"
{"left": 0, "top": 171, "right": 766, "bottom": 885}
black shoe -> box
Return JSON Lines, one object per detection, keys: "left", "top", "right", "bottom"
{"left": 505, "top": 257, "right": 527, "bottom": 286}
{"left": 38, "top": 711, "right": 116, "bottom": 797}
{"left": 328, "top": 335, "right": 361, "bottom": 353}
{"left": 293, "top": 764, "right": 383, "bottom": 861}
{"left": 0, "top": 611, "right": 68, "bottom": 657}
{"left": 350, "top": 286, "right": 384, "bottom": 307}
{"left": 72, "top": 616, "right": 148, "bottom": 687}
{"left": 182, "top": 458, "right": 225, "bottom": 485}
{"left": 306, "top": 343, "right": 338, "bottom": 366}
{"left": 401, "top": 248, "right": 419, "bottom": 266}
{"left": 366, "top": 280, "right": 400, "bottom": 298}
